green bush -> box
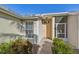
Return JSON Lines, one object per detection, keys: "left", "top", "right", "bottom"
{"left": 10, "top": 39, "right": 33, "bottom": 54}
{"left": 52, "top": 38, "right": 76, "bottom": 54}
{"left": 0, "top": 39, "right": 33, "bottom": 54}
{"left": 0, "top": 43, "right": 11, "bottom": 54}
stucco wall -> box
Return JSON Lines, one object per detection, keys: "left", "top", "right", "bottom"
{"left": 42, "top": 24, "right": 47, "bottom": 39}
{"left": 68, "top": 15, "right": 78, "bottom": 49}
{"left": 35, "top": 19, "right": 48, "bottom": 43}
{"left": 34, "top": 20, "right": 40, "bottom": 43}
{"left": 0, "top": 17, "right": 26, "bottom": 35}
{"left": 0, "top": 16, "right": 25, "bottom": 43}
{"left": 34, "top": 20, "right": 43, "bottom": 43}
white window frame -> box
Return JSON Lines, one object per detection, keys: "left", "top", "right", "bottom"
{"left": 55, "top": 23, "right": 67, "bottom": 39}
{"left": 25, "top": 21, "right": 34, "bottom": 38}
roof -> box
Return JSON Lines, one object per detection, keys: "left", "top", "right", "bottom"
{"left": 35, "top": 12, "right": 79, "bottom": 16}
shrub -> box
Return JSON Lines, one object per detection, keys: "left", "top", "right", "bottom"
{"left": 0, "top": 43, "right": 11, "bottom": 54}
{"left": 52, "top": 38, "right": 76, "bottom": 54}
{"left": 0, "top": 39, "right": 33, "bottom": 54}
{"left": 10, "top": 39, "right": 33, "bottom": 54}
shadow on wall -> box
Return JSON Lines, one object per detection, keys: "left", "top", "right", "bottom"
{"left": 0, "top": 33, "right": 25, "bottom": 43}
{"left": 0, "top": 33, "right": 38, "bottom": 44}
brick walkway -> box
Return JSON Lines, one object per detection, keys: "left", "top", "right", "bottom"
{"left": 37, "top": 39, "right": 52, "bottom": 54}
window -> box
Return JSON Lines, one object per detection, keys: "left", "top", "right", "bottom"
{"left": 55, "top": 16, "right": 67, "bottom": 39}
{"left": 55, "top": 23, "right": 67, "bottom": 38}
{"left": 55, "top": 16, "right": 67, "bottom": 23}
{"left": 25, "top": 22, "right": 33, "bottom": 38}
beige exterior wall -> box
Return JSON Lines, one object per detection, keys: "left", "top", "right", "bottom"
{"left": 41, "top": 23, "right": 47, "bottom": 39}
{"left": 0, "top": 15, "right": 25, "bottom": 43}
{"left": 0, "top": 17, "right": 20, "bottom": 34}
{"left": 34, "top": 20, "right": 42, "bottom": 43}
{"left": 0, "top": 12, "right": 23, "bottom": 35}
{"left": 68, "top": 15, "right": 78, "bottom": 48}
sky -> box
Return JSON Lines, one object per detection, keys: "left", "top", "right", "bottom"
{"left": 1, "top": 4, "right": 79, "bottom": 16}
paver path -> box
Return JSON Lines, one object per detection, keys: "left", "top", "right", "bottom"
{"left": 32, "top": 44, "right": 39, "bottom": 54}
{"left": 37, "top": 39, "right": 52, "bottom": 54}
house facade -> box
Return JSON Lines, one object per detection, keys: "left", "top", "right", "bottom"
{"left": 0, "top": 7, "right": 79, "bottom": 49}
